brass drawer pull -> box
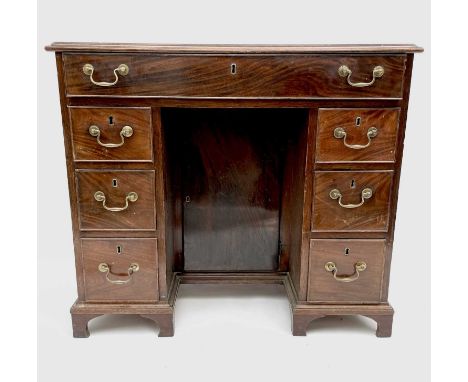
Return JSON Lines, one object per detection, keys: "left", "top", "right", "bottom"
{"left": 329, "top": 188, "right": 373, "bottom": 209}
{"left": 338, "top": 65, "right": 384, "bottom": 87}
{"left": 88, "top": 125, "right": 133, "bottom": 148}
{"left": 325, "top": 261, "right": 367, "bottom": 282}
{"left": 82, "top": 63, "right": 129, "bottom": 87}
{"left": 98, "top": 263, "right": 139, "bottom": 285}
{"left": 94, "top": 191, "right": 138, "bottom": 212}
{"left": 333, "top": 126, "right": 378, "bottom": 149}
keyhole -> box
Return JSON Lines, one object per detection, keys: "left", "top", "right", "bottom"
{"left": 112, "top": 179, "right": 118, "bottom": 187}
{"left": 355, "top": 116, "right": 361, "bottom": 127}
{"left": 109, "top": 116, "right": 114, "bottom": 125}
{"left": 231, "top": 63, "right": 237, "bottom": 75}
{"left": 117, "top": 245, "right": 122, "bottom": 254}
{"left": 344, "top": 248, "right": 350, "bottom": 256}
{"left": 350, "top": 179, "right": 356, "bottom": 188}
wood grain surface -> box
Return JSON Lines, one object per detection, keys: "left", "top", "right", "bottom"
{"left": 69, "top": 106, "right": 153, "bottom": 162}
{"left": 177, "top": 109, "right": 290, "bottom": 271}
{"left": 81, "top": 238, "right": 158, "bottom": 302}
{"left": 76, "top": 170, "right": 156, "bottom": 230}
{"left": 312, "top": 171, "right": 393, "bottom": 232}
{"left": 63, "top": 54, "right": 406, "bottom": 99}
{"left": 316, "top": 108, "right": 400, "bottom": 163}
{"left": 307, "top": 239, "right": 386, "bottom": 303}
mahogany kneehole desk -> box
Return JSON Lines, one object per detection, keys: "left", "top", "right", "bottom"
{"left": 46, "top": 42, "right": 423, "bottom": 337}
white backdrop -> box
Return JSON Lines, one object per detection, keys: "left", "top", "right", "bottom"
{"left": 38, "top": 1, "right": 430, "bottom": 381}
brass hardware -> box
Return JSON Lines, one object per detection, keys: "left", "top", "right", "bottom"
{"left": 88, "top": 125, "right": 133, "bottom": 148}
{"left": 338, "top": 65, "right": 384, "bottom": 87}
{"left": 333, "top": 126, "right": 378, "bottom": 149}
{"left": 98, "top": 263, "right": 139, "bottom": 285}
{"left": 94, "top": 191, "right": 138, "bottom": 212}
{"left": 329, "top": 187, "right": 373, "bottom": 209}
{"left": 82, "top": 63, "right": 129, "bottom": 87}
{"left": 325, "top": 261, "right": 367, "bottom": 282}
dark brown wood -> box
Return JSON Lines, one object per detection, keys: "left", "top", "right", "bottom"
{"left": 63, "top": 54, "right": 406, "bottom": 99}
{"left": 47, "top": 43, "right": 422, "bottom": 338}
{"left": 68, "top": 96, "right": 402, "bottom": 109}
{"left": 75, "top": 170, "right": 156, "bottom": 230}
{"left": 81, "top": 238, "right": 158, "bottom": 301}
{"left": 45, "top": 42, "right": 424, "bottom": 54}
{"left": 140, "top": 313, "right": 175, "bottom": 337}
{"left": 291, "top": 314, "right": 325, "bottom": 336}
{"left": 54, "top": 53, "right": 87, "bottom": 302}
{"left": 365, "top": 314, "right": 393, "bottom": 337}
{"left": 153, "top": 108, "right": 172, "bottom": 300}
{"left": 291, "top": 305, "right": 394, "bottom": 337}
{"left": 279, "top": 109, "right": 310, "bottom": 279}
{"left": 71, "top": 313, "right": 103, "bottom": 338}
{"left": 177, "top": 109, "right": 290, "bottom": 271}
{"left": 381, "top": 54, "right": 415, "bottom": 301}
{"left": 312, "top": 170, "right": 394, "bottom": 232}
{"left": 161, "top": 109, "right": 184, "bottom": 275}
{"left": 179, "top": 272, "right": 286, "bottom": 284}
{"left": 69, "top": 106, "right": 153, "bottom": 162}
{"left": 316, "top": 108, "right": 400, "bottom": 163}
{"left": 70, "top": 300, "right": 176, "bottom": 337}
{"left": 307, "top": 239, "right": 386, "bottom": 303}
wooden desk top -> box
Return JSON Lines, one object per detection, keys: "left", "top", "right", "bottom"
{"left": 45, "top": 42, "right": 424, "bottom": 54}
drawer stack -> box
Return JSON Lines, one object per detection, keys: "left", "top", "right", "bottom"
{"left": 69, "top": 106, "right": 160, "bottom": 303}
{"left": 308, "top": 106, "right": 401, "bottom": 303}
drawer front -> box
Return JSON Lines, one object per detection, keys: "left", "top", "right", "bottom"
{"left": 81, "top": 238, "right": 158, "bottom": 302}
{"left": 312, "top": 171, "right": 393, "bottom": 232}
{"left": 307, "top": 239, "right": 386, "bottom": 303}
{"left": 63, "top": 54, "right": 406, "bottom": 98}
{"left": 69, "top": 107, "right": 153, "bottom": 162}
{"left": 76, "top": 171, "right": 156, "bottom": 231}
{"left": 316, "top": 108, "right": 400, "bottom": 163}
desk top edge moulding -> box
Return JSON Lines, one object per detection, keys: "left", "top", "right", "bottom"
{"left": 46, "top": 42, "right": 423, "bottom": 338}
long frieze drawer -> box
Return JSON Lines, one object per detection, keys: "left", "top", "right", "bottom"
{"left": 69, "top": 107, "right": 153, "bottom": 162}
{"left": 63, "top": 54, "right": 406, "bottom": 98}
{"left": 81, "top": 238, "right": 158, "bottom": 302}
{"left": 316, "top": 108, "right": 400, "bottom": 163}
{"left": 307, "top": 239, "right": 386, "bottom": 303}
{"left": 76, "top": 170, "right": 156, "bottom": 231}
{"left": 311, "top": 171, "right": 393, "bottom": 232}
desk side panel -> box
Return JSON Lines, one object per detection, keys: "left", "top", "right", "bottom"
{"left": 55, "top": 52, "right": 85, "bottom": 301}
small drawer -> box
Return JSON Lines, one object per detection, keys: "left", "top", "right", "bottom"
{"left": 76, "top": 170, "right": 156, "bottom": 231}
{"left": 69, "top": 107, "right": 153, "bottom": 162}
{"left": 63, "top": 54, "right": 406, "bottom": 99}
{"left": 81, "top": 238, "right": 158, "bottom": 302}
{"left": 307, "top": 239, "right": 386, "bottom": 303}
{"left": 312, "top": 171, "right": 393, "bottom": 232}
{"left": 316, "top": 108, "right": 400, "bottom": 163}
